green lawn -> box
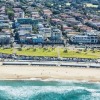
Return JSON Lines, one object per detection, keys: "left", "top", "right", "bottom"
{"left": 17, "top": 48, "right": 58, "bottom": 57}
{"left": 0, "top": 48, "right": 12, "bottom": 54}
{"left": 0, "top": 47, "right": 100, "bottom": 59}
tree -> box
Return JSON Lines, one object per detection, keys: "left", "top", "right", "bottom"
{"left": 63, "top": 49, "right": 68, "bottom": 53}
{"left": 53, "top": 10, "right": 60, "bottom": 14}
{"left": 43, "top": 47, "right": 47, "bottom": 51}
{"left": 7, "top": 11, "right": 14, "bottom": 20}
{"left": 33, "top": 26, "right": 38, "bottom": 34}
{"left": 15, "top": 32, "right": 19, "bottom": 41}
{"left": 84, "top": 48, "right": 87, "bottom": 52}
{"left": 20, "top": 43, "right": 23, "bottom": 48}
{"left": 6, "top": 7, "right": 14, "bottom": 20}
{"left": 33, "top": 48, "right": 36, "bottom": 52}
{"left": 91, "top": 47, "right": 95, "bottom": 53}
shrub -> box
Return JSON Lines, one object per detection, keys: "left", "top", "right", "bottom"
{"left": 63, "top": 49, "right": 68, "bottom": 53}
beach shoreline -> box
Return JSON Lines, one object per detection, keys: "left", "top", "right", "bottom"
{"left": 0, "top": 65, "right": 100, "bottom": 82}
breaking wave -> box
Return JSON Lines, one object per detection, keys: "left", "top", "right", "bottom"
{"left": 0, "top": 80, "right": 100, "bottom": 100}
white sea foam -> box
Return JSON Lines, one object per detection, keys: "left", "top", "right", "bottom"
{"left": 0, "top": 80, "right": 99, "bottom": 100}
{"left": 28, "top": 78, "right": 100, "bottom": 84}
{"left": 28, "top": 78, "right": 89, "bottom": 83}
{"left": 0, "top": 85, "right": 99, "bottom": 98}
{"left": 92, "top": 92, "right": 100, "bottom": 97}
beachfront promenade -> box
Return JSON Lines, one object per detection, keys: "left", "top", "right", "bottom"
{"left": 2, "top": 61, "right": 100, "bottom": 68}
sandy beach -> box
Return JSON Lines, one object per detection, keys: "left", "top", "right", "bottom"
{"left": 0, "top": 65, "right": 100, "bottom": 82}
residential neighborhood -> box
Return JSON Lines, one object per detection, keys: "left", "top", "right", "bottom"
{"left": 0, "top": 0, "right": 99, "bottom": 47}
{"left": 0, "top": 0, "right": 99, "bottom": 60}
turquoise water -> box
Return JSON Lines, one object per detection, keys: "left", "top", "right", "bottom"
{"left": 0, "top": 80, "right": 100, "bottom": 100}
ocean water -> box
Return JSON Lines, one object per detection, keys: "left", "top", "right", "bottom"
{"left": 0, "top": 80, "right": 100, "bottom": 100}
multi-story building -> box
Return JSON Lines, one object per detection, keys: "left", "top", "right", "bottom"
{"left": 19, "top": 33, "right": 44, "bottom": 44}
{"left": 16, "top": 18, "right": 38, "bottom": 26}
{"left": 70, "top": 33, "right": 100, "bottom": 44}
{"left": 0, "top": 32, "right": 11, "bottom": 44}
{"left": 39, "top": 27, "right": 51, "bottom": 38}
{"left": 51, "top": 28, "right": 62, "bottom": 40}
{"left": 18, "top": 24, "right": 32, "bottom": 32}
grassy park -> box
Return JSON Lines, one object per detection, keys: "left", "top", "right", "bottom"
{"left": 0, "top": 47, "right": 100, "bottom": 59}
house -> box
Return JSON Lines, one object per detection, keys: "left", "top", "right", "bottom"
{"left": 13, "top": 8, "right": 25, "bottom": 19}
{"left": 62, "top": 25, "right": 73, "bottom": 31}
{"left": 37, "top": 23, "right": 44, "bottom": 29}
{"left": 0, "top": 20, "right": 10, "bottom": 29}
{"left": 43, "top": 9, "right": 52, "bottom": 16}
{"left": 0, "top": 15, "right": 9, "bottom": 20}
{"left": 76, "top": 24, "right": 93, "bottom": 32}
{"left": 31, "top": 11, "right": 40, "bottom": 19}
{"left": 86, "top": 17, "right": 100, "bottom": 30}
{"left": 66, "top": 18, "right": 81, "bottom": 26}
{"left": 0, "top": 6, "right": 6, "bottom": 15}
{"left": 26, "top": 7, "right": 36, "bottom": 13}
{"left": 51, "top": 18, "right": 62, "bottom": 25}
